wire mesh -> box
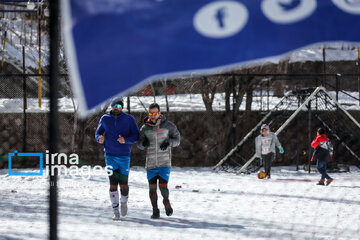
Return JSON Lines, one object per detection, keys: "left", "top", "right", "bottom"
{"left": 215, "top": 87, "right": 360, "bottom": 174}
{"left": 1, "top": 8, "right": 360, "bottom": 240}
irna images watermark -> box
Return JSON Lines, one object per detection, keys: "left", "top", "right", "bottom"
{"left": 8, "top": 150, "right": 113, "bottom": 180}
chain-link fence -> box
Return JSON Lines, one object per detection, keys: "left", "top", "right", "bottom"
{"left": 1, "top": 47, "right": 360, "bottom": 240}
{"left": 0, "top": 73, "right": 74, "bottom": 169}
{"left": 1, "top": 70, "right": 360, "bottom": 170}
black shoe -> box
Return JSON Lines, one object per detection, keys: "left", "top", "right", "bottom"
{"left": 317, "top": 179, "right": 325, "bottom": 185}
{"left": 163, "top": 200, "right": 173, "bottom": 216}
{"left": 151, "top": 208, "right": 160, "bottom": 219}
{"left": 326, "top": 178, "right": 333, "bottom": 186}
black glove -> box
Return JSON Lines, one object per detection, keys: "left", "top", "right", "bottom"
{"left": 160, "top": 139, "right": 170, "bottom": 151}
{"left": 143, "top": 137, "right": 150, "bottom": 147}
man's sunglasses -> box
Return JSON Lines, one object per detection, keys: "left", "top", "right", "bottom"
{"left": 148, "top": 112, "right": 159, "bottom": 116}
{"left": 112, "top": 104, "right": 122, "bottom": 108}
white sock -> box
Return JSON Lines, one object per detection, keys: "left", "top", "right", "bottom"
{"left": 120, "top": 195, "right": 128, "bottom": 204}
{"left": 109, "top": 190, "right": 119, "bottom": 208}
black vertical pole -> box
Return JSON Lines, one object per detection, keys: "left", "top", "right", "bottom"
{"left": 296, "top": 97, "right": 300, "bottom": 171}
{"left": 260, "top": 83, "right": 262, "bottom": 111}
{"left": 49, "top": 0, "right": 59, "bottom": 239}
{"left": 308, "top": 100, "right": 312, "bottom": 174}
{"left": 315, "top": 83, "right": 318, "bottom": 111}
{"left": 22, "top": 46, "right": 27, "bottom": 152}
{"left": 127, "top": 96, "right": 130, "bottom": 114}
{"left": 358, "top": 47, "right": 360, "bottom": 106}
{"left": 38, "top": 2, "right": 42, "bottom": 108}
{"left": 267, "top": 79, "right": 270, "bottom": 111}
{"left": 336, "top": 74, "right": 339, "bottom": 102}
{"left": 231, "top": 75, "right": 236, "bottom": 147}
{"left": 322, "top": 49, "right": 327, "bottom": 110}
{"left": 315, "top": 77, "right": 318, "bottom": 111}
{"left": 322, "top": 48, "right": 326, "bottom": 85}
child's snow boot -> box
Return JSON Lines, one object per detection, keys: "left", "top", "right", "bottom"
{"left": 317, "top": 178, "right": 325, "bottom": 185}
{"left": 326, "top": 178, "right": 333, "bottom": 186}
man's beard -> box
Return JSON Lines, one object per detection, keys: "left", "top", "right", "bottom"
{"left": 112, "top": 109, "right": 121, "bottom": 115}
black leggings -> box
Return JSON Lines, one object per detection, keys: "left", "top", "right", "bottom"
{"left": 262, "top": 152, "right": 274, "bottom": 175}
{"left": 148, "top": 176, "right": 169, "bottom": 209}
{"left": 109, "top": 170, "right": 129, "bottom": 196}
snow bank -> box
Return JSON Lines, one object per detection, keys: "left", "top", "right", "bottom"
{"left": 289, "top": 48, "right": 358, "bottom": 63}
{"left": 0, "top": 97, "right": 76, "bottom": 113}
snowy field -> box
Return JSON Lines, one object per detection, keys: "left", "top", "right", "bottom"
{"left": 1, "top": 166, "right": 360, "bottom": 240}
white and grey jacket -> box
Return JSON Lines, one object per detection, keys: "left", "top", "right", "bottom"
{"left": 137, "top": 115, "right": 180, "bottom": 169}
{"left": 255, "top": 132, "right": 282, "bottom": 158}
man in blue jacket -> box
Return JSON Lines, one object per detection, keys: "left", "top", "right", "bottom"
{"left": 95, "top": 98, "right": 139, "bottom": 220}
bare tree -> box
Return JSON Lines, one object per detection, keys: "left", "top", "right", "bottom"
{"left": 245, "top": 82, "right": 253, "bottom": 113}
{"left": 162, "top": 78, "right": 170, "bottom": 113}
{"left": 200, "top": 76, "right": 222, "bottom": 113}
{"left": 223, "top": 72, "right": 256, "bottom": 151}
{"left": 225, "top": 76, "right": 232, "bottom": 112}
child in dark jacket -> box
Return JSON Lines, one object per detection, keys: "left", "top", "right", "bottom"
{"left": 311, "top": 128, "right": 333, "bottom": 186}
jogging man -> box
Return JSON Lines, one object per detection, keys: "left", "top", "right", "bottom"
{"left": 137, "top": 103, "right": 180, "bottom": 219}
{"left": 95, "top": 98, "right": 139, "bottom": 220}
{"left": 255, "top": 124, "right": 284, "bottom": 179}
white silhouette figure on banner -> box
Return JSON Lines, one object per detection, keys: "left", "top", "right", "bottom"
{"left": 193, "top": 1, "right": 248, "bottom": 38}
{"left": 332, "top": 0, "right": 360, "bottom": 14}
{"left": 261, "top": 0, "right": 317, "bottom": 24}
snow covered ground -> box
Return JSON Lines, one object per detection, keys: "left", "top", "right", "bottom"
{"left": 1, "top": 166, "right": 360, "bottom": 240}
{"left": 1, "top": 90, "right": 359, "bottom": 113}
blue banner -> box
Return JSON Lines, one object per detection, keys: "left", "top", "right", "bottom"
{"left": 62, "top": 0, "right": 360, "bottom": 116}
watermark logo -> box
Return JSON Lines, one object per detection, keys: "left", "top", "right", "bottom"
{"left": 8, "top": 150, "right": 43, "bottom": 176}
{"left": 8, "top": 150, "right": 112, "bottom": 180}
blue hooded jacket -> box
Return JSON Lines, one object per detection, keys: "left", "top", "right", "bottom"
{"left": 95, "top": 111, "right": 139, "bottom": 157}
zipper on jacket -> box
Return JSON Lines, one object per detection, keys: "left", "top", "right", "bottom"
{"left": 155, "top": 126, "right": 158, "bottom": 167}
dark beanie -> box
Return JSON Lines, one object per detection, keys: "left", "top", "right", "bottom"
{"left": 111, "top": 97, "right": 124, "bottom": 107}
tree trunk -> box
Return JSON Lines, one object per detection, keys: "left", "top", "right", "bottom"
{"left": 225, "top": 77, "right": 232, "bottom": 113}
{"left": 245, "top": 84, "right": 253, "bottom": 113}
{"left": 163, "top": 79, "right": 170, "bottom": 113}
{"left": 200, "top": 77, "right": 215, "bottom": 113}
